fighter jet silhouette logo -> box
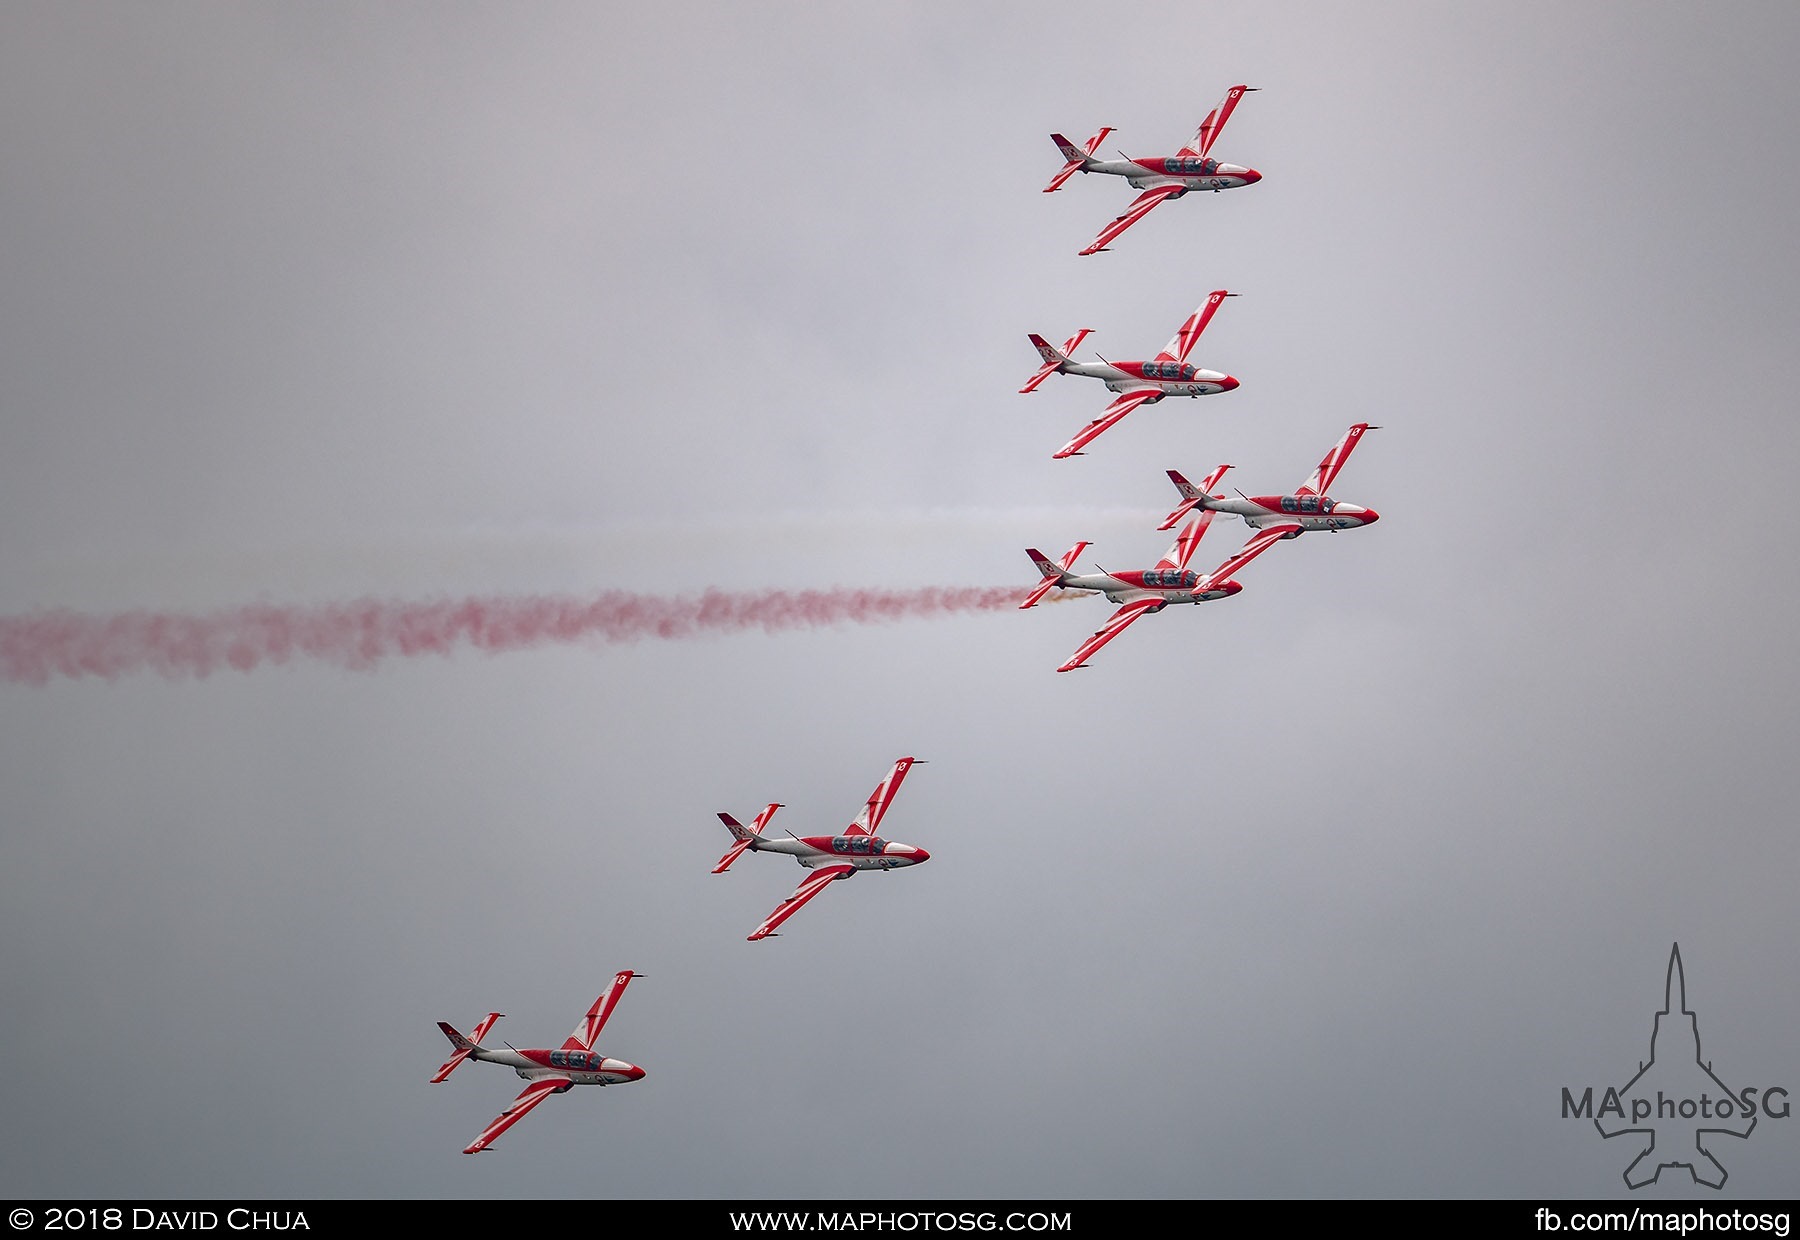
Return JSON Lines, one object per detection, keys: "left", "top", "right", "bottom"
{"left": 1594, "top": 943, "right": 1756, "bottom": 1188}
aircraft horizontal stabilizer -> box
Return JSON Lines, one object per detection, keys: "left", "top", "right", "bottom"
{"left": 1021, "top": 541, "right": 1089, "bottom": 609}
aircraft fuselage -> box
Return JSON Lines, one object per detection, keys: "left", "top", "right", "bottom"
{"left": 1207, "top": 494, "right": 1380, "bottom": 532}
{"left": 1058, "top": 571, "right": 1241, "bottom": 607}
{"left": 1059, "top": 359, "right": 1234, "bottom": 397}
{"left": 1084, "top": 158, "right": 1261, "bottom": 192}
{"left": 750, "top": 834, "right": 930, "bottom": 871}
{"left": 466, "top": 1045, "right": 645, "bottom": 1085}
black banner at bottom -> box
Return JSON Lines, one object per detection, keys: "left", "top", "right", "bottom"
{"left": 2, "top": 1201, "right": 1796, "bottom": 1235}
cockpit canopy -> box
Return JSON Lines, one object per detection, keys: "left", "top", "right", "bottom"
{"left": 1142, "top": 568, "right": 1199, "bottom": 588}
{"left": 1278, "top": 495, "right": 1335, "bottom": 514}
{"left": 1171, "top": 156, "right": 1219, "bottom": 176}
{"left": 830, "top": 835, "right": 887, "bottom": 855}
{"left": 1144, "top": 361, "right": 1198, "bottom": 381}
{"left": 549, "top": 1049, "right": 604, "bottom": 1071}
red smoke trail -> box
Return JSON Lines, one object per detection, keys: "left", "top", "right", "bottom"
{"left": 0, "top": 586, "right": 1031, "bottom": 686}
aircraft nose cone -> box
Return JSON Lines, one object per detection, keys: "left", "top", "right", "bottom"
{"left": 1219, "top": 375, "right": 1240, "bottom": 392}
{"left": 1242, "top": 168, "right": 1262, "bottom": 185}
{"left": 911, "top": 847, "right": 931, "bottom": 865}
{"left": 1359, "top": 508, "right": 1379, "bottom": 525}
{"left": 1223, "top": 580, "right": 1244, "bottom": 597}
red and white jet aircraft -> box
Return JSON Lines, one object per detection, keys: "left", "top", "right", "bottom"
{"left": 713, "top": 757, "right": 930, "bottom": 941}
{"left": 1022, "top": 465, "right": 1260, "bottom": 672}
{"left": 432, "top": 970, "right": 645, "bottom": 1154}
{"left": 1045, "top": 85, "right": 1261, "bottom": 256}
{"left": 1161, "top": 424, "right": 1381, "bottom": 590}
{"left": 1022, "top": 290, "right": 1239, "bottom": 460}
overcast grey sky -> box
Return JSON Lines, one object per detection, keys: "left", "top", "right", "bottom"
{"left": 3, "top": 1, "right": 1798, "bottom": 1200}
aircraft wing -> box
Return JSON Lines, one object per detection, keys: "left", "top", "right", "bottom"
{"left": 563, "top": 969, "right": 639, "bottom": 1052}
{"left": 1052, "top": 388, "right": 1162, "bottom": 459}
{"left": 846, "top": 756, "right": 920, "bottom": 836}
{"left": 1180, "top": 84, "right": 1255, "bottom": 158}
{"left": 747, "top": 863, "right": 856, "bottom": 941}
{"left": 1155, "top": 289, "right": 1233, "bottom": 363}
{"left": 1194, "top": 524, "right": 1301, "bottom": 593}
{"left": 1154, "top": 509, "right": 1218, "bottom": 572}
{"left": 1058, "top": 597, "right": 1164, "bottom": 672}
{"left": 1078, "top": 183, "right": 1186, "bottom": 256}
{"left": 462, "top": 1076, "right": 571, "bottom": 1154}
{"left": 1297, "top": 423, "right": 1375, "bottom": 497}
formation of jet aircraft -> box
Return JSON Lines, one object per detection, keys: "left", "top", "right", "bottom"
{"left": 1023, "top": 425, "right": 1382, "bottom": 671}
{"left": 1018, "top": 86, "right": 1384, "bottom": 670}
{"left": 430, "top": 87, "right": 1389, "bottom": 1158}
